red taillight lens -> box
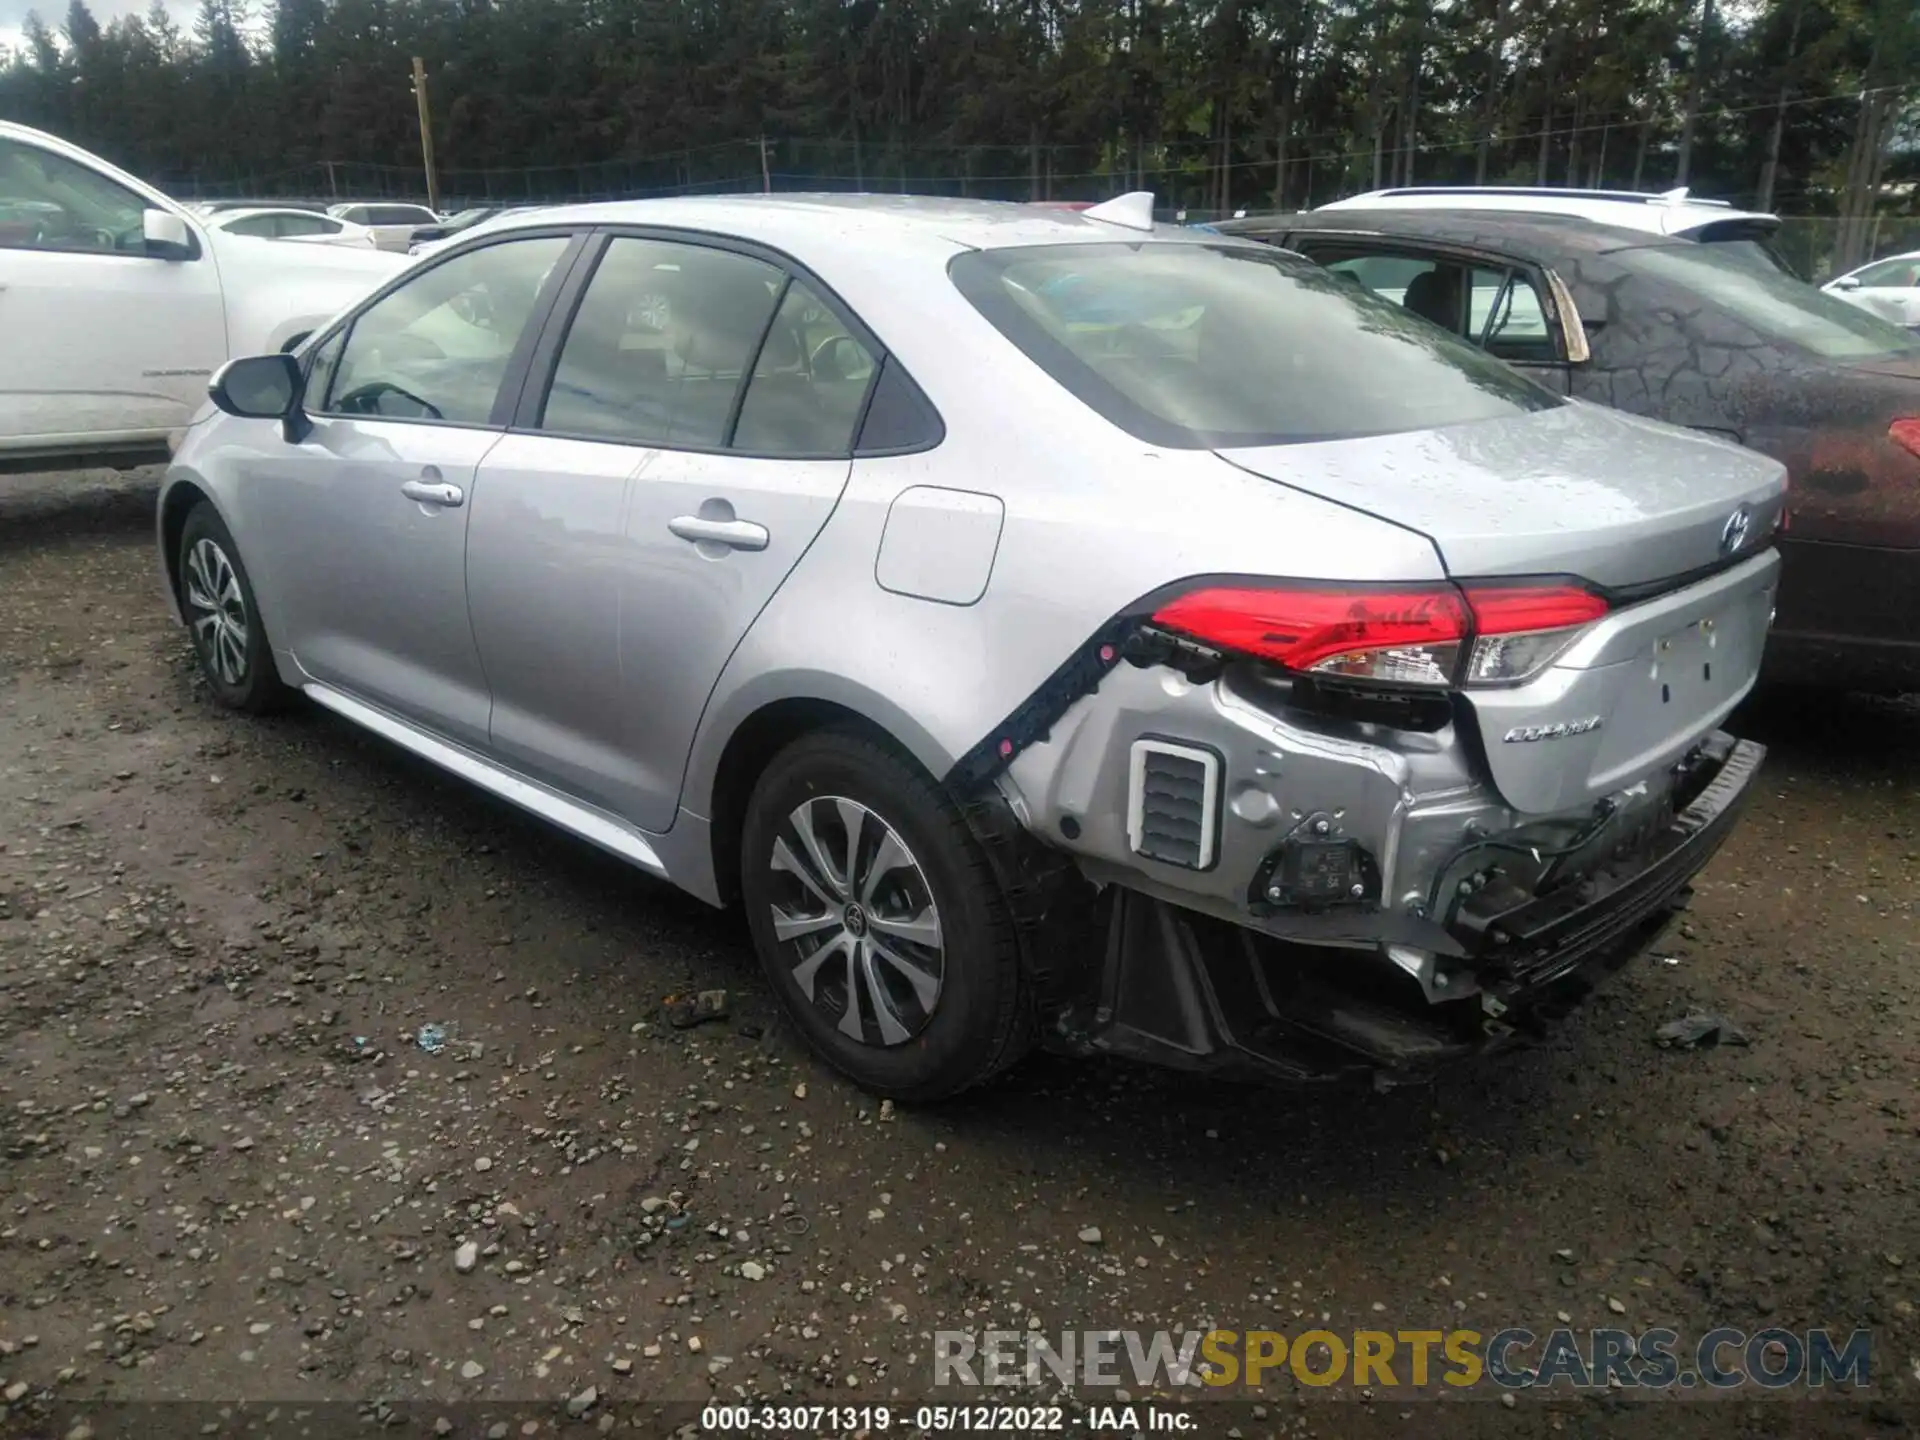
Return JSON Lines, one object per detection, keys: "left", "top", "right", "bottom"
{"left": 1461, "top": 584, "right": 1610, "bottom": 634}
{"left": 1151, "top": 581, "right": 1608, "bottom": 688}
{"left": 1151, "top": 585, "right": 1469, "bottom": 687}
{"left": 1890, "top": 418, "right": 1920, "bottom": 461}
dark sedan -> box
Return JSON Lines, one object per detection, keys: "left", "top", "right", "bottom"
{"left": 1219, "top": 209, "right": 1920, "bottom": 693}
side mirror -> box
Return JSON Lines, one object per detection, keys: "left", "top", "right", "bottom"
{"left": 210, "top": 352, "right": 304, "bottom": 427}
{"left": 143, "top": 208, "right": 196, "bottom": 261}
{"left": 1831, "top": 275, "right": 1862, "bottom": 291}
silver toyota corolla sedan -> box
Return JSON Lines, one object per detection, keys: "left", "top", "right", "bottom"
{"left": 157, "top": 193, "right": 1786, "bottom": 1101}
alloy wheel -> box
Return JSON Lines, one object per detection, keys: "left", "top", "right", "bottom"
{"left": 767, "top": 796, "right": 945, "bottom": 1047}
{"left": 183, "top": 537, "right": 250, "bottom": 687}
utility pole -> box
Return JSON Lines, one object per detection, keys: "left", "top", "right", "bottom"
{"left": 411, "top": 56, "right": 440, "bottom": 213}
{"left": 758, "top": 135, "right": 771, "bottom": 193}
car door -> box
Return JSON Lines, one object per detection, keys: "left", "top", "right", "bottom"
{"left": 465, "top": 232, "right": 876, "bottom": 831}
{"left": 240, "top": 230, "right": 582, "bottom": 748}
{"left": 0, "top": 134, "right": 225, "bottom": 447}
{"left": 1284, "top": 232, "right": 1575, "bottom": 393}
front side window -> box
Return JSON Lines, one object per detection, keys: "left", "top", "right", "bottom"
{"left": 1851, "top": 257, "right": 1920, "bottom": 289}
{"left": 0, "top": 138, "right": 149, "bottom": 254}
{"left": 319, "top": 235, "right": 570, "bottom": 425}
{"left": 951, "top": 241, "right": 1559, "bottom": 449}
{"left": 1620, "top": 242, "right": 1920, "bottom": 362}
{"left": 540, "top": 237, "right": 784, "bottom": 448}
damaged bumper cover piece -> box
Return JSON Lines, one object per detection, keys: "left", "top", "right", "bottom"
{"left": 1050, "top": 733, "right": 1763, "bottom": 1083}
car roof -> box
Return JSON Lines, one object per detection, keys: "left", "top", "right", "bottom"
{"left": 216, "top": 207, "right": 332, "bottom": 220}
{"left": 1314, "top": 186, "right": 1779, "bottom": 237}
{"left": 481, "top": 192, "right": 1227, "bottom": 257}
{"left": 1219, "top": 207, "right": 1682, "bottom": 260}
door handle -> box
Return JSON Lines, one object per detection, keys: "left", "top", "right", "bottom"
{"left": 401, "top": 479, "right": 465, "bottom": 507}
{"left": 668, "top": 515, "right": 769, "bottom": 551}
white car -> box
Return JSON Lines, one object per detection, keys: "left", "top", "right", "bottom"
{"left": 1316, "top": 185, "right": 1788, "bottom": 271}
{"left": 0, "top": 121, "right": 407, "bottom": 473}
{"left": 327, "top": 202, "right": 441, "bottom": 253}
{"left": 208, "top": 207, "right": 380, "bottom": 250}
{"left": 1824, "top": 251, "right": 1920, "bottom": 328}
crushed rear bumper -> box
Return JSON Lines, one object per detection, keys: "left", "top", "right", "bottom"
{"left": 1048, "top": 733, "right": 1763, "bottom": 1083}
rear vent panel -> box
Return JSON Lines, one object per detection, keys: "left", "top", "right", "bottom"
{"left": 1126, "top": 739, "right": 1222, "bottom": 871}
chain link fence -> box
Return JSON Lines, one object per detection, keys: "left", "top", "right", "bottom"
{"left": 162, "top": 153, "right": 1920, "bottom": 281}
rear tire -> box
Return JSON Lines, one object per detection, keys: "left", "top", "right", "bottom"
{"left": 739, "top": 730, "right": 1031, "bottom": 1102}
{"left": 177, "top": 502, "right": 290, "bottom": 714}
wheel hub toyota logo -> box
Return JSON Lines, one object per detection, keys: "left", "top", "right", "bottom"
{"left": 842, "top": 904, "right": 869, "bottom": 937}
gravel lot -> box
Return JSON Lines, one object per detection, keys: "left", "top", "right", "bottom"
{"left": 0, "top": 508, "right": 1915, "bottom": 1437}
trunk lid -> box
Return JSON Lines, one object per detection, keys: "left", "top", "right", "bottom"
{"left": 1217, "top": 402, "right": 1787, "bottom": 592}
{"left": 1460, "top": 550, "right": 1778, "bottom": 814}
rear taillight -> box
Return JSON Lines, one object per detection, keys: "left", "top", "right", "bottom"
{"left": 1459, "top": 583, "right": 1609, "bottom": 685}
{"left": 1891, "top": 419, "right": 1920, "bottom": 461}
{"left": 1150, "top": 585, "right": 1469, "bottom": 687}
{"left": 1150, "top": 580, "right": 1607, "bottom": 689}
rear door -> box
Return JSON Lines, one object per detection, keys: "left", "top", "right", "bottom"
{"left": 465, "top": 231, "right": 878, "bottom": 831}
{"left": 1284, "top": 231, "right": 1575, "bottom": 393}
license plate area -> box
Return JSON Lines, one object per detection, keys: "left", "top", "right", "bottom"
{"left": 1648, "top": 609, "right": 1743, "bottom": 710}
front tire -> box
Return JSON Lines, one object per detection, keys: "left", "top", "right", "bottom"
{"left": 177, "top": 502, "right": 289, "bottom": 714}
{"left": 739, "top": 730, "right": 1031, "bottom": 1101}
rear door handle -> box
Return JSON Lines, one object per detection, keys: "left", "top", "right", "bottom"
{"left": 668, "top": 515, "right": 769, "bottom": 551}
{"left": 401, "top": 479, "right": 465, "bottom": 507}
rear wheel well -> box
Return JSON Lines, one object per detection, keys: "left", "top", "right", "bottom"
{"left": 280, "top": 331, "right": 311, "bottom": 353}
{"left": 708, "top": 699, "right": 897, "bottom": 907}
{"left": 159, "top": 481, "right": 213, "bottom": 601}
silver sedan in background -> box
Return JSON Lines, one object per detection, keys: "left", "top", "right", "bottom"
{"left": 157, "top": 194, "right": 1785, "bottom": 1100}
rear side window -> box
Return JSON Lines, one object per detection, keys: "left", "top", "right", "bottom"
{"left": 1318, "top": 250, "right": 1555, "bottom": 362}
{"left": 950, "top": 242, "right": 1560, "bottom": 449}
{"left": 733, "top": 280, "right": 877, "bottom": 455}
{"left": 541, "top": 236, "right": 784, "bottom": 448}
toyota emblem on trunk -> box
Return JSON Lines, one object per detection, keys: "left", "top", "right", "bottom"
{"left": 1720, "top": 505, "right": 1753, "bottom": 555}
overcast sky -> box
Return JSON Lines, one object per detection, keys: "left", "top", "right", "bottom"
{"left": 1, "top": 0, "right": 196, "bottom": 61}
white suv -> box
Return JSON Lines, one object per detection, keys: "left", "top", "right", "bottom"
{"left": 0, "top": 123, "right": 406, "bottom": 473}
{"left": 1316, "top": 186, "right": 1788, "bottom": 267}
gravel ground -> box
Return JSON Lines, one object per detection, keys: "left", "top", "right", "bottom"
{"left": 0, "top": 520, "right": 1915, "bottom": 1438}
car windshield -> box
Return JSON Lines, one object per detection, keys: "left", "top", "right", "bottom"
{"left": 950, "top": 242, "right": 1560, "bottom": 448}
{"left": 1620, "top": 243, "right": 1920, "bottom": 361}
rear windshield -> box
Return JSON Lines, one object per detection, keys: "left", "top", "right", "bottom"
{"left": 949, "top": 241, "right": 1561, "bottom": 448}
{"left": 1619, "top": 243, "right": 1920, "bottom": 361}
